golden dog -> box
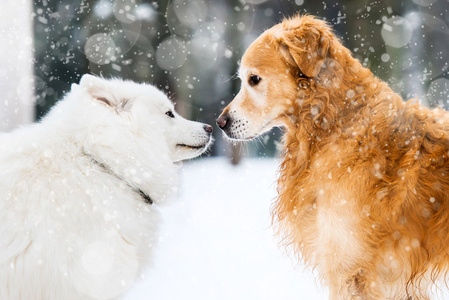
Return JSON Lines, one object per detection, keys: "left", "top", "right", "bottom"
{"left": 217, "top": 14, "right": 449, "bottom": 299}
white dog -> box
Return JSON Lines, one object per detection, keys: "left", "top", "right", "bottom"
{"left": 0, "top": 74, "right": 213, "bottom": 300}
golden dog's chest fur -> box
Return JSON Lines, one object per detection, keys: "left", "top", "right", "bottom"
{"left": 276, "top": 77, "right": 449, "bottom": 298}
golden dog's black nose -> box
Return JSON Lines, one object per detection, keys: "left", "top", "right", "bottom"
{"left": 216, "top": 114, "right": 230, "bottom": 130}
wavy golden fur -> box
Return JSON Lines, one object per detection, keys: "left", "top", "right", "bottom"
{"left": 217, "top": 14, "right": 449, "bottom": 299}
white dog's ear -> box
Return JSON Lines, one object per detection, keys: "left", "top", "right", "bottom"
{"left": 71, "top": 83, "right": 79, "bottom": 90}
{"left": 79, "top": 74, "right": 115, "bottom": 107}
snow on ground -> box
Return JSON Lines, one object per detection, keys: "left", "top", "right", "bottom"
{"left": 124, "top": 157, "right": 328, "bottom": 300}
{"left": 124, "top": 157, "right": 449, "bottom": 300}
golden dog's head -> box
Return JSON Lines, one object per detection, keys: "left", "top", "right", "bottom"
{"left": 217, "top": 14, "right": 348, "bottom": 140}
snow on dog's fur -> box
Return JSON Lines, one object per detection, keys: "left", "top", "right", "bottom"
{"left": 0, "top": 74, "right": 212, "bottom": 300}
{"left": 218, "top": 14, "right": 449, "bottom": 299}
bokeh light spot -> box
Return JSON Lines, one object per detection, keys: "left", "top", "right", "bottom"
{"left": 427, "top": 78, "right": 449, "bottom": 107}
{"left": 412, "top": 0, "right": 438, "bottom": 7}
{"left": 84, "top": 33, "right": 116, "bottom": 65}
{"left": 156, "top": 37, "right": 188, "bottom": 71}
{"left": 381, "top": 16, "right": 413, "bottom": 48}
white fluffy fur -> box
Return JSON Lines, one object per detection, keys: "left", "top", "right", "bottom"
{"left": 0, "top": 75, "right": 212, "bottom": 300}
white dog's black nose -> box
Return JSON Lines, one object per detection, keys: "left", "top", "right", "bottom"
{"left": 204, "top": 124, "right": 213, "bottom": 133}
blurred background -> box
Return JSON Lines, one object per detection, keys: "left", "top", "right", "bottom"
{"left": 1, "top": 0, "right": 448, "bottom": 162}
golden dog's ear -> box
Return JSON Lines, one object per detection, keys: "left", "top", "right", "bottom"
{"left": 274, "top": 15, "right": 332, "bottom": 78}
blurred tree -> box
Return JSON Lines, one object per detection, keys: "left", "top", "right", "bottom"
{"left": 0, "top": 0, "right": 34, "bottom": 132}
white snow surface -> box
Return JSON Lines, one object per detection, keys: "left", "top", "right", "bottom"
{"left": 123, "top": 157, "right": 449, "bottom": 300}
{"left": 124, "top": 157, "right": 328, "bottom": 300}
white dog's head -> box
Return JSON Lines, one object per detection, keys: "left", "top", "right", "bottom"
{"left": 49, "top": 74, "right": 214, "bottom": 202}
{"left": 76, "top": 74, "right": 213, "bottom": 163}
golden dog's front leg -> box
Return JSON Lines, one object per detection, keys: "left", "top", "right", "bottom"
{"left": 327, "top": 270, "right": 354, "bottom": 300}
{"left": 344, "top": 270, "right": 373, "bottom": 300}
{"left": 328, "top": 269, "right": 384, "bottom": 300}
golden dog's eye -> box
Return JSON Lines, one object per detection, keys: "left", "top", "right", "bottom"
{"left": 248, "top": 74, "right": 261, "bottom": 86}
{"left": 165, "top": 110, "right": 175, "bottom": 118}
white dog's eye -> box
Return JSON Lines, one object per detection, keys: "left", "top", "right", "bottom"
{"left": 165, "top": 110, "right": 175, "bottom": 118}
{"left": 248, "top": 74, "right": 261, "bottom": 86}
